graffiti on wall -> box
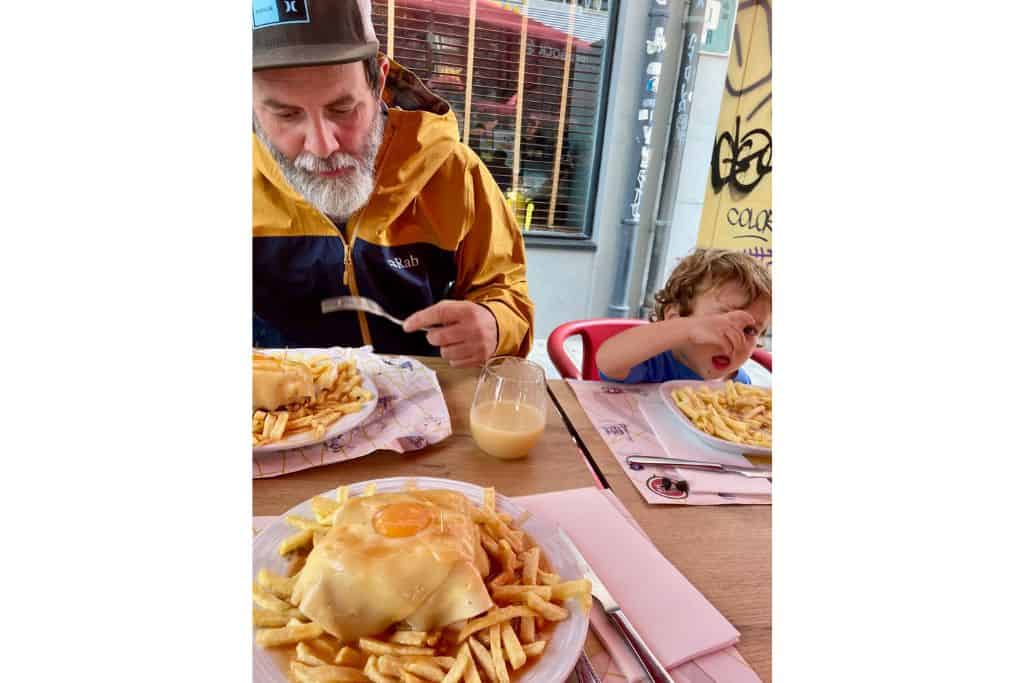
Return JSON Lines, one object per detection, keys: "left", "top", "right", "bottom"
{"left": 697, "top": 0, "right": 772, "bottom": 267}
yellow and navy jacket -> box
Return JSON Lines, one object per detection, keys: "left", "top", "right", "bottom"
{"left": 253, "top": 58, "right": 534, "bottom": 357}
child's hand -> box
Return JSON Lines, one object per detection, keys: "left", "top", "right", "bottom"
{"left": 686, "top": 310, "right": 757, "bottom": 355}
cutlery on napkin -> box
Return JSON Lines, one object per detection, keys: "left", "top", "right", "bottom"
{"left": 559, "top": 527, "right": 675, "bottom": 683}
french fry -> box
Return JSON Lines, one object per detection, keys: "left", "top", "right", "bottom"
{"left": 551, "top": 579, "right": 593, "bottom": 603}
{"left": 257, "top": 568, "right": 296, "bottom": 599}
{"left": 537, "top": 570, "right": 562, "bottom": 586}
{"left": 364, "top": 655, "right": 399, "bottom": 683}
{"left": 519, "top": 613, "right": 536, "bottom": 644}
{"left": 285, "top": 515, "right": 329, "bottom": 532}
{"left": 253, "top": 608, "right": 290, "bottom": 628}
{"left": 439, "top": 641, "right": 472, "bottom": 683}
{"left": 401, "top": 655, "right": 454, "bottom": 671}
{"left": 479, "top": 532, "right": 501, "bottom": 559}
{"left": 487, "top": 624, "right": 509, "bottom": 683}
{"left": 456, "top": 606, "right": 537, "bottom": 643}
{"left": 270, "top": 411, "right": 289, "bottom": 440}
{"left": 362, "top": 482, "right": 377, "bottom": 497}
{"left": 311, "top": 496, "right": 340, "bottom": 523}
{"left": 376, "top": 656, "right": 405, "bottom": 677}
{"left": 359, "top": 638, "right": 435, "bottom": 657}
{"left": 520, "top": 548, "right": 540, "bottom": 584}
{"left": 336, "top": 646, "right": 367, "bottom": 668}
{"left": 291, "top": 661, "right": 370, "bottom": 683}
{"left": 491, "top": 585, "right": 552, "bottom": 603}
{"left": 256, "top": 622, "right": 324, "bottom": 648}
{"left": 389, "top": 631, "right": 429, "bottom": 646}
{"left": 468, "top": 637, "right": 497, "bottom": 682}
{"left": 522, "top": 640, "right": 547, "bottom": 658}
{"left": 252, "top": 585, "right": 301, "bottom": 617}
{"left": 296, "top": 641, "right": 329, "bottom": 666}
{"left": 337, "top": 484, "right": 351, "bottom": 505}
{"left": 498, "top": 540, "right": 518, "bottom": 576}
{"left": 499, "top": 622, "right": 526, "bottom": 671}
{"left": 400, "top": 672, "right": 429, "bottom": 683}
{"left": 524, "top": 592, "right": 569, "bottom": 622}
{"left": 402, "top": 659, "right": 445, "bottom": 682}
{"left": 483, "top": 487, "right": 496, "bottom": 514}
{"left": 463, "top": 654, "right": 482, "bottom": 683}
{"left": 279, "top": 529, "right": 315, "bottom": 556}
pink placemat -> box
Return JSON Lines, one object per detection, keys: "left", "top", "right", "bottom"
{"left": 567, "top": 381, "right": 771, "bottom": 506}
{"left": 252, "top": 348, "right": 452, "bottom": 478}
{"left": 253, "top": 487, "right": 763, "bottom": 682}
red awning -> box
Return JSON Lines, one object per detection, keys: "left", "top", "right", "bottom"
{"left": 393, "top": 0, "right": 592, "bottom": 49}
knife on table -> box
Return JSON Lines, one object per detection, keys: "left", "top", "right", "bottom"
{"left": 627, "top": 455, "right": 772, "bottom": 480}
{"left": 557, "top": 528, "right": 674, "bottom": 683}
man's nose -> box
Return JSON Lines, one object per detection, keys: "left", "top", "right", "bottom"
{"left": 304, "top": 116, "right": 340, "bottom": 158}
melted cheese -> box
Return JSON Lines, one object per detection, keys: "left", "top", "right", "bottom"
{"left": 252, "top": 358, "right": 315, "bottom": 411}
{"left": 291, "top": 490, "right": 493, "bottom": 642}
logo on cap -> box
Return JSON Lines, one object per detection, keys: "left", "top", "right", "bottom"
{"left": 253, "top": 0, "right": 310, "bottom": 29}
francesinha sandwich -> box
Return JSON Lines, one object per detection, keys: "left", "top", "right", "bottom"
{"left": 252, "top": 353, "right": 337, "bottom": 412}
{"left": 290, "top": 490, "right": 493, "bottom": 642}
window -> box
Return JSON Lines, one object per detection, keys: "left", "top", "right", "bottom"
{"left": 372, "top": 0, "right": 617, "bottom": 240}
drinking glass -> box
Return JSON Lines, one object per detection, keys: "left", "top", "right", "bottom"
{"left": 469, "top": 356, "right": 547, "bottom": 460}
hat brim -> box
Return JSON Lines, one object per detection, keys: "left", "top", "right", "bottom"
{"left": 253, "top": 41, "right": 380, "bottom": 71}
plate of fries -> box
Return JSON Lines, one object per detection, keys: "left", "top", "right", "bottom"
{"left": 253, "top": 477, "right": 592, "bottom": 683}
{"left": 253, "top": 349, "right": 378, "bottom": 453}
{"left": 660, "top": 380, "right": 772, "bottom": 456}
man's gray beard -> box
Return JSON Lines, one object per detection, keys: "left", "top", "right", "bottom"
{"left": 254, "top": 109, "right": 384, "bottom": 221}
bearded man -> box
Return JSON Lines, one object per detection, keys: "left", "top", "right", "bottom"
{"left": 252, "top": 0, "right": 533, "bottom": 366}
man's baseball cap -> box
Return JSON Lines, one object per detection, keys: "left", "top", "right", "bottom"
{"left": 253, "top": 0, "right": 379, "bottom": 71}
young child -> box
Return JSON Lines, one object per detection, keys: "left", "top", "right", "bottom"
{"left": 596, "top": 248, "right": 771, "bottom": 384}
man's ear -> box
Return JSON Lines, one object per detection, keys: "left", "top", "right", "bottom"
{"left": 378, "top": 56, "right": 390, "bottom": 98}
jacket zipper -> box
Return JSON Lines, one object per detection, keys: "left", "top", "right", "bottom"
{"left": 316, "top": 206, "right": 373, "bottom": 348}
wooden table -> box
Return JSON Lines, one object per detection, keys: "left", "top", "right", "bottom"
{"left": 548, "top": 381, "right": 772, "bottom": 683}
{"left": 253, "top": 358, "right": 770, "bottom": 681}
{"left": 253, "top": 358, "right": 596, "bottom": 515}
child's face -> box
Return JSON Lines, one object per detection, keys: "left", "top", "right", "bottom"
{"left": 666, "top": 281, "right": 771, "bottom": 380}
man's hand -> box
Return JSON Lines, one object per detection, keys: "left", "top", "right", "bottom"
{"left": 684, "top": 310, "right": 757, "bottom": 356}
{"left": 403, "top": 301, "right": 499, "bottom": 368}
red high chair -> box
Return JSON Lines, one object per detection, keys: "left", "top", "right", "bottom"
{"left": 547, "top": 319, "right": 773, "bottom": 380}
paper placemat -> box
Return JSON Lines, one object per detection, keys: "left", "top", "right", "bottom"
{"left": 566, "top": 381, "right": 770, "bottom": 506}
{"left": 252, "top": 348, "right": 452, "bottom": 478}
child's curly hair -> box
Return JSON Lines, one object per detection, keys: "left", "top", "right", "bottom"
{"left": 653, "top": 248, "right": 771, "bottom": 321}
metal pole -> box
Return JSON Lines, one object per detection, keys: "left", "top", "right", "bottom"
{"left": 606, "top": 0, "right": 674, "bottom": 318}
{"left": 640, "top": 0, "right": 705, "bottom": 319}
{"left": 462, "top": 0, "right": 478, "bottom": 143}
{"left": 548, "top": 0, "right": 577, "bottom": 228}
{"left": 511, "top": 1, "right": 530, "bottom": 196}
{"left": 386, "top": 0, "right": 395, "bottom": 57}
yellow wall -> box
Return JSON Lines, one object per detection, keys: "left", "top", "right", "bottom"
{"left": 696, "top": 0, "right": 772, "bottom": 267}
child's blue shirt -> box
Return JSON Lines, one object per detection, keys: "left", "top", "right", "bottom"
{"left": 599, "top": 350, "right": 752, "bottom": 384}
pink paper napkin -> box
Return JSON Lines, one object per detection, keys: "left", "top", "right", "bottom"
{"left": 515, "top": 487, "right": 740, "bottom": 674}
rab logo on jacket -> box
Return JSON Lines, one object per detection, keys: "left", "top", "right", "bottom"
{"left": 387, "top": 254, "right": 421, "bottom": 270}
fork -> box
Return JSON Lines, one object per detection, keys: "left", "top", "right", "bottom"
{"left": 320, "top": 295, "right": 408, "bottom": 327}
{"left": 321, "top": 281, "right": 454, "bottom": 328}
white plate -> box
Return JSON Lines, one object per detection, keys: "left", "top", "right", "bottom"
{"left": 253, "top": 477, "right": 590, "bottom": 683}
{"left": 253, "top": 349, "right": 378, "bottom": 454}
{"left": 659, "top": 380, "right": 772, "bottom": 457}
